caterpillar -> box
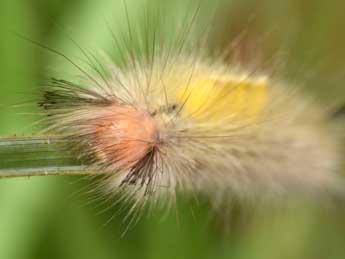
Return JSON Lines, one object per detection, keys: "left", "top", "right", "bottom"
{"left": 37, "top": 0, "right": 345, "bottom": 215}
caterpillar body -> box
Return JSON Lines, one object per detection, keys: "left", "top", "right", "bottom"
{"left": 39, "top": 2, "right": 344, "bottom": 212}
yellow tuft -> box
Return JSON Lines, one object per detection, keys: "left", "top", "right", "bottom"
{"left": 176, "top": 76, "right": 268, "bottom": 121}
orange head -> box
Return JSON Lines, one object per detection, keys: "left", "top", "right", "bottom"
{"left": 92, "top": 102, "right": 159, "bottom": 170}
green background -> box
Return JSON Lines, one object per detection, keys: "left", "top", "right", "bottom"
{"left": 1, "top": 0, "right": 345, "bottom": 258}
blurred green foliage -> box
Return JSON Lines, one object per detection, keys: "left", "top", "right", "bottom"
{"left": 1, "top": 0, "right": 345, "bottom": 258}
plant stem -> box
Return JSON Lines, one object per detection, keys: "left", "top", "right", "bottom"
{"left": 0, "top": 136, "right": 92, "bottom": 178}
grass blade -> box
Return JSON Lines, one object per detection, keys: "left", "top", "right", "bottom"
{"left": 0, "top": 136, "right": 92, "bottom": 178}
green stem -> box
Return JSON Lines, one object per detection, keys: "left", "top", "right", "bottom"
{"left": 0, "top": 136, "right": 92, "bottom": 178}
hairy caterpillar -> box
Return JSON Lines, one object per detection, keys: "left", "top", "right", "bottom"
{"left": 37, "top": 0, "right": 344, "bottom": 215}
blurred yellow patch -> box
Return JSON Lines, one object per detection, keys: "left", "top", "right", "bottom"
{"left": 176, "top": 77, "right": 268, "bottom": 121}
